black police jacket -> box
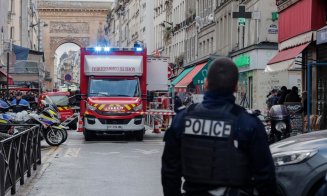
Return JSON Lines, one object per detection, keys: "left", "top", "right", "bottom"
{"left": 161, "top": 90, "right": 277, "bottom": 196}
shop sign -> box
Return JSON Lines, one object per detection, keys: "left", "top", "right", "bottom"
{"left": 268, "top": 24, "right": 278, "bottom": 34}
{"left": 317, "top": 27, "right": 327, "bottom": 45}
{"left": 234, "top": 54, "right": 250, "bottom": 68}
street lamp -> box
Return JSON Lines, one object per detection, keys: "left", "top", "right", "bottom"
{"left": 30, "top": 19, "right": 48, "bottom": 51}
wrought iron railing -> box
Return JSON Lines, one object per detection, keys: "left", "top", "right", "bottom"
{"left": 0, "top": 125, "right": 41, "bottom": 196}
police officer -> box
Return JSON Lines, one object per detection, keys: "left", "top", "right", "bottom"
{"left": 161, "top": 57, "right": 277, "bottom": 196}
{"left": 11, "top": 91, "right": 30, "bottom": 113}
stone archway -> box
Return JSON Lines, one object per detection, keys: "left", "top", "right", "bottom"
{"left": 38, "top": 0, "right": 113, "bottom": 89}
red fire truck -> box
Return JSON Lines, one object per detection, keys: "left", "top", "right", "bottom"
{"left": 79, "top": 45, "right": 169, "bottom": 141}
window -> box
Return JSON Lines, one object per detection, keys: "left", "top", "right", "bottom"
{"left": 89, "top": 78, "right": 140, "bottom": 98}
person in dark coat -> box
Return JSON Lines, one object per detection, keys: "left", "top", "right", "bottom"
{"left": 162, "top": 57, "right": 277, "bottom": 196}
{"left": 173, "top": 92, "right": 183, "bottom": 112}
{"left": 278, "top": 86, "right": 288, "bottom": 104}
{"left": 285, "top": 86, "right": 301, "bottom": 102}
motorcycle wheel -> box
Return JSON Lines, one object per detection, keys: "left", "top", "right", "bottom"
{"left": 44, "top": 127, "right": 64, "bottom": 146}
{"left": 59, "top": 128, "right": 68, "bottom": 144}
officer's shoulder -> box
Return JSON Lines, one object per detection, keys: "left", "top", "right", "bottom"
{"left": 234, "top": 105, "right": 259, "bottom": 118}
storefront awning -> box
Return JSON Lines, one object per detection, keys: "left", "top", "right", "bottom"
{"left": 265, "top": 43, "right": 310, "bottom": 72}
{"left": 193, "top": 62, "right": 210, "bottom": 85}
{"left": 171, "top": 67, "right": 194, "bottom": 86}
{"left": 0, "top": 69, "right": 14, "bottom": 84}
{"left": 175, "top": 63, "right": 207, "bottom": 91}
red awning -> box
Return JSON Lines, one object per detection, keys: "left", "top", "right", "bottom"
{"left": 175, "top": 63, "right": 206, "bottom": 92}
{"left": 0, "top": 69, "right": 14, "bottom": 85}
{"left": 265, "top": 43, "right": 310, "bottom": 72}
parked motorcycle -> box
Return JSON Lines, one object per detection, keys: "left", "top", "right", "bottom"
{"left": 0, "top": 100, "right": 15, "bottom": 134}
{"left": 28, "top": 100, "right": 68, "bottom": 146}
{"left": 267, "top": 105, "right": 292, "bottom": 143}
{"left": 0, "top": 99, "right": 68, "bottom": 146}
{"left": 254, "top": 104, "right": 303, "bottom": 144}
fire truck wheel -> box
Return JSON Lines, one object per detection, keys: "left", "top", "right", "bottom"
{"left": 84, "top": 129, "right": 94, "bottom": 141}
{"left": 135, "top": 130, "right": 144, "bottom": 141}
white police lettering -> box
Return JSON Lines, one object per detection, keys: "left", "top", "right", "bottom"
{"left": 185, "top": 118, "right": 231, "bottom": 137}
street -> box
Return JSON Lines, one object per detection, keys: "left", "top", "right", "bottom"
{"left": 17, "top": 130, "right": 165, "bottom": 196}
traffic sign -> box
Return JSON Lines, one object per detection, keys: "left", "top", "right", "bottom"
{"left": 65, "top": 74, "right": 72, "bottom": 81}
{"left": 168, "top": 66, "right": 172, "bottom": 78}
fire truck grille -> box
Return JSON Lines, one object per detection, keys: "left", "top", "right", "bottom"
{"left": 98, "top": 119, "right": 131, "bottom": 125}
{"left": 95, "top": 110, "right": 131, "bottom": 116}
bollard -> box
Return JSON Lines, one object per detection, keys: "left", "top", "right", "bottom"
{"left": 153, "top": 119, "right": 161, "bottom": 133}
{"left": 77, "top": 119, "right": 84, "bottom": 132}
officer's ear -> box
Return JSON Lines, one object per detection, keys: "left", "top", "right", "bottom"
{"left": 234, "top": 83, "right": 238, "bottom": 92}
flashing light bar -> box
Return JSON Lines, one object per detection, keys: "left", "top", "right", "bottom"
{"left": 86, "top": 47, "right": 144, "bottom": 52}
{"left": 135, "top": 47, "right": 143, "bottom": 52}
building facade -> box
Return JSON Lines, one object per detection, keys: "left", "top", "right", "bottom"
{"left": 107, "top": 0, "right": 155, "bottom": 55}
{"left": 266, "top": 0, "right": 327, "bottom": 129}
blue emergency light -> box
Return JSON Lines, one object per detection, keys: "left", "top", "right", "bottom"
{"left": 135, "top": 47, "right": 143, "bottom": 52}
{"left": 104, "top": 47, "right": 111, "bottom": 51}
{"left": 95, "top": 47, "right": 102, "bottom": 52}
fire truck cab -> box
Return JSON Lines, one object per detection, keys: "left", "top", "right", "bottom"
{"left": 80, "top": 46, "right": 148, "bottom": 141}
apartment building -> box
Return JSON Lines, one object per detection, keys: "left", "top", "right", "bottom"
{"left": 139, "top": 0, "right": 154, "bottom": 54}
{"left": 196, "top": 0, "right": 216, "bottom": 61}
{"left": 213, "top": 0, "right": 299, "bottom": 112}
{"left": 184, "top": 0, "right": 197, "bottom": 65}
{"left": 0, "top": 0, "right": 9, "bottom": 55}
{"left": 107, "top": 0, "right": 154, "bottom": 54}
{"left": 6, "top": 0, "right": 41, "bottom": 50}
{"left": 154, "top": 0, "right": 169, "bottom": 55}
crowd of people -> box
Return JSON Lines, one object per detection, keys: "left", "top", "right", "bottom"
{"left": 0, "top": 90, "right": 40, "bottom": 110}
{"left": 266, "top": 86, "right": 307, "bottom": 114}
{"left": 173, "top": 91, "right": 194, "bottom": 112}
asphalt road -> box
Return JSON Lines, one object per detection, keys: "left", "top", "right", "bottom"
{"left": 17, "top": 130, "right": 165, "bottom": 196}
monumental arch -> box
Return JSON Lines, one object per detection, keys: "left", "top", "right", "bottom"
{"left": 37, "top": 0, "right": 113, "bottom": 89}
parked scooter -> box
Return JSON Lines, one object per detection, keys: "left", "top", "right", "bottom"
{"left": 266, "top": 105, "right": 291, "bottom": 143}
{"left": 254, "top": 104, "right": 302, "bottom": 144}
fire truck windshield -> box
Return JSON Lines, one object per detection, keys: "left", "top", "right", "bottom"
{"left": 88, "top": 78, "right": 140, "bottom": 97}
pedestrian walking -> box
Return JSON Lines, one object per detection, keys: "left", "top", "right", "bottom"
{"left": 161, "top": 57, "right": 277, "bottom": 196}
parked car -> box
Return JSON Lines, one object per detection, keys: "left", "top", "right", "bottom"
{"left": 270, "top": 130, "right": 327, "bottom": 196}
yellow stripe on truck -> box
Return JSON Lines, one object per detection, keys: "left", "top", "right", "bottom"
{"left": 98, "top": 104, "right": 106, "bottom": 110}
{"left": 58, "top": 107, "right": 63, "bottom": 111}
{"left": 131, "top": 104, "right": 136, "bottom": 107}
{"left": 94, "top": 104, "right": 98, "bottom": 107}
{"left": 125, "top": 104, "right": 131, "bottom": 110}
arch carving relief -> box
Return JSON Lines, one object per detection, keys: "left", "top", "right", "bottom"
{"left": 50, "top": 22, "right": 90, "bottom": 34}
{"left": 50, "top": 37, "right": 89, "bottom": 51}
